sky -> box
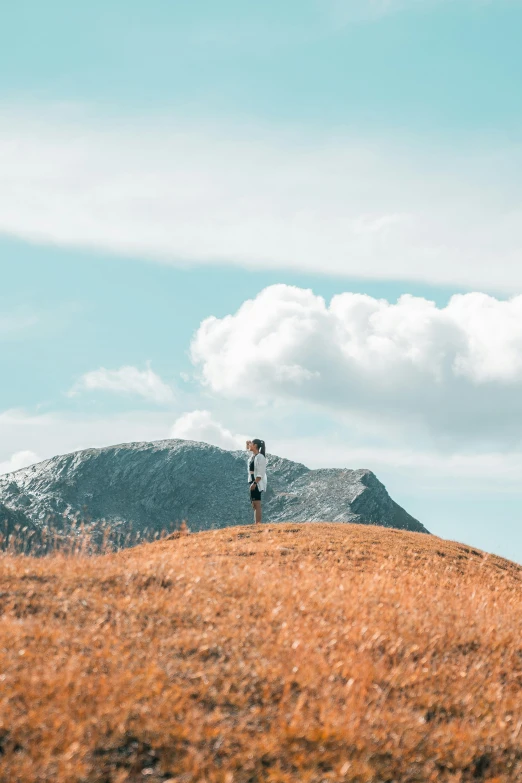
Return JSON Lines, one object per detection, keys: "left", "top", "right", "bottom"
{"left": 1, "top": 0, "right": 522, "bottom": 562}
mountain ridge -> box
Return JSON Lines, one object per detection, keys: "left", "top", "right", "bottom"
{"left": 0, "top": 438, "right": 428, "bottom": 548}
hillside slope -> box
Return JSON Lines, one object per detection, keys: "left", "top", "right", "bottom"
{"left": 0, "top": 440, "right": 428, "bottom": 548}
{"left": 0, "top": 523, "right": 520, "bottom": 782}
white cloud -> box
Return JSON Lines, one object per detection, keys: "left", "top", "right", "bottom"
{"left": 0, "top": 449, "right": 41, "bottom": 476}
{"left": 273, "top": 433, "right": 522, "bottom": 489}
{"left": 191, "top": 284, "right": 522, "bottom": 443}
{"left": 171, "top": 410, "right": 246, "bottom": 450}
{"left": 0, "top": 408, "right": 244, "bottom": 470}
{"left": 0, "top": 408, "right": 175, "bottom": 465}
{"left": 3, "top": 405, "right": 522, "bottom": 492}
{"left": 71, "top": 365, "right": 175, "bottom": 404}
{"left": 2, "top": 106, "right": 522, "bottom": 291}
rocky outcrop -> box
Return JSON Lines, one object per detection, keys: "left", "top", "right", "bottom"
{"left": 0, "top": 439, "right": 428, "bottom": 550}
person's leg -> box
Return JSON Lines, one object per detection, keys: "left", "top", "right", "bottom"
{"left": 253, "top": 500, "right": 262, "bottom": 525}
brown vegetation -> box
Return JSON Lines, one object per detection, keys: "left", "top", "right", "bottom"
{"left": 0, "top": 522, "right": 521, "bottom": 782}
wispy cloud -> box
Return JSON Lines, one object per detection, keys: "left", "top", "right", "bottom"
{"left": 71, "top": 365, "right": 175, "bottom": 404}
{"left": 325, "top": 0, "right": 413, "bottom": 23}
{"left": 324, "top": 0, "right": 519, "bottom": 24}
{"left": 274, "top": 433, "right": 522, "bottom": 490}
{"left": 1, "top": 106, "right": 522, "bottom": 291}
{"left": 2, "top": 405, "right": 522, "bottom": 492}
{"left": 0, "top": 408, "right": 174, "bottom": 465}
{"left": 0, "top": 310, "right": 39, "bottom": 339}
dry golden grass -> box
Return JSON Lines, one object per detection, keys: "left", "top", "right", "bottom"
{"left": 0, "top": 522, "right": 521, "bottom": 783}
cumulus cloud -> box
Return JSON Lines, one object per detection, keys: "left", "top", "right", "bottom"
{"left": 72, "top": 365, "right": 174, "bottom": 404}
{"left": 191, "top": 284, "right": 522, "bottom": 442}
{"left": 171, "top": 410, "right": 245, "bottom": 450}
{"left": 0, "top": 450, "right": 41, "bottom": 476}
{"left": 2, "top": 106, "right": 522, "bottom": 290}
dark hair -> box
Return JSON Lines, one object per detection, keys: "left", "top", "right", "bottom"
{"left": 252, "top": 438, "right": 266, "bottom": 456}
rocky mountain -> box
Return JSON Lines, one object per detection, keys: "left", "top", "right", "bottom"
{"left": 0, "top": 439, "right": 428, "bottom": 550}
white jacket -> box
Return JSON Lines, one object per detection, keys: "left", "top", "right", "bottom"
{"left": 253, "top": 452, "right": 267, "bottom": 492}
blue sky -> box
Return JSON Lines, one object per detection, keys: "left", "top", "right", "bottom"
{"left": 1, "top": 0, "right": 522, "bottom": 562}
{"left": 3, "top": 1, "right": 522, "bottom": 134}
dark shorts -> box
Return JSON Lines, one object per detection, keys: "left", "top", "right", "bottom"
{"left": 249, "top": 482, "right": 262, "bottom": 502}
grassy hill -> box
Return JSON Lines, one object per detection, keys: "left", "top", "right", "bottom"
{"left": 0, "top": 523, "right": 521, "bottom": 782}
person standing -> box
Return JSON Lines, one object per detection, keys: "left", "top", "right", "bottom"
{"left": 248, "top": 438, "right": 267, "bottom": 525}
{"left": 246, "top": 440, "right": 254, "bottom": 485}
